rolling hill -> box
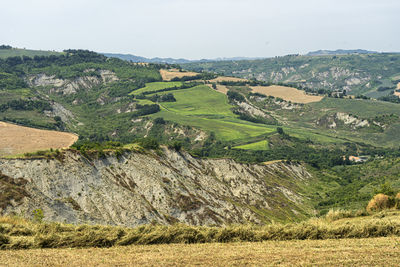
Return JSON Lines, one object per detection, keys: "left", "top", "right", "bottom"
{"left": 1, "top": 48, "right": 400, "bottom": 225}
{"left": 183, "top": 53, "right": 400, "bottom": 98}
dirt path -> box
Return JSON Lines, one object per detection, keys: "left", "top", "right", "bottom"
{"left": 0, "top": 122, "right": 78, "bottom": 156}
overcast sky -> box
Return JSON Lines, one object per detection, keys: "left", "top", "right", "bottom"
{"left": 1, "top": 0, "right": 399, "bottom": 59}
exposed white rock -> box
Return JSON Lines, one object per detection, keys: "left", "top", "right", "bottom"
{"left": 0, "top": 149, "right": 313, "bottom": 226}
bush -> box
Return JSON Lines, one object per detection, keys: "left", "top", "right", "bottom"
{"left": 367, "top": 194, "right": 390, "bottom": 212}
{"left": 139, "top": 138, "right": 159, "bottom": 150}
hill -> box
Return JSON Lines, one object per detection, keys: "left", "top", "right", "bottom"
{"left": 1, "top": 49, "right": 400, "bottom": 224}
{"left": 306, "top": 49, "right": 378, "bottom": 56}
{"left": 183, "top": 53, "right": 400, "bottom": 98}
{"left": 102, "top": 52, "right": 262, "bottom": 64}
{"left": 0, "top": 46, "right": 60, "bottom": 59}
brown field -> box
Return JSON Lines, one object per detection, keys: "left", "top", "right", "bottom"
{"left": 0, "top": 122, "right": 78, "bottom": 156}
{"left": 209, "top": 76, "right": 248, "bottom": 83}
{"left": 160, "top": 69, "right": 199, "bottom": 81}
{"left": 1, "top": 237, "right": 399, "bottom": 266}
{"left": 206, "top": 84, "right": 229, "bottom": 94}
{"left": 251, "top": 85, "right": 324, "bottom": 103}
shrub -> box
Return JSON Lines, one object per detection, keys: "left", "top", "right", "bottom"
{"left": 395, "top": 192, "right": 400, "bottom": 209}
{"left": 367, "top": 194, "right": 390, "bottom": 212}
{"left": 139, "top": 138, "right": 159, "bottom": 150}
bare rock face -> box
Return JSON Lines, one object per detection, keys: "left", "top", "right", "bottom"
{"left": 0, "top": 149, "right": 313, "bottom": 227}
{"left": 26, "top": 69, "right": 119, "bottom": 95}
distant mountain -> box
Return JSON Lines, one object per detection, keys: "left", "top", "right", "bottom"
{"left": 306, "top": 49, "right": 378, "bottom": 56}
{"left": 102, "top": 53, "right": 263, "bottom": 64}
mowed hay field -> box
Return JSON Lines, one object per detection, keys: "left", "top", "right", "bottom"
{"left": 2, "top": 238, "right": 400, "bottom": 266}
{"left": 0, "top": 122, "right": 78, "bottom": 156}
{"left": 209, "top": 76, "right": 248, "bottom": 83}
{"left": 251, "top": 85, "right": 324, "bottom": 104}
{"left": 160, "top": 69, "right": 199, "bottom": 81}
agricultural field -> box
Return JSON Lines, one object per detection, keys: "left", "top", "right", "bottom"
{"left": 209, "top": 76, "right": 248, "bottom": 83}
{"left": 0, "top": 48, "right": 61, "bottom": 59}
{"left": 1, "top": 211, "right": 400, "bottom": 266}
{"left": 206, "top": 83, "right": 228, "bottom": 94}
{"left": 0, "top": 122, "right": 78, "bottom": 156}
{"left": 160, "top": 69, "right": 199, "bottom": 81}
{"left": 251, "top": 85, "right": 324, "bottom": 103}
{"left": 2, "top": 237, "right": 399, "bottom": 266}
{"left": 149, "top": 85, "right": 277, "bottom": 141}
{"left": 129, "top": 81, "right": 183, "bottom": 95}
{"left": 233, "top": 140, "right": 269, "bottom": 150}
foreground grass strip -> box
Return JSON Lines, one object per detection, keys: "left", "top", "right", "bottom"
{"left": 1, "top": 211, "right": 400, "bottom": 249}
{"left": 1, "top": 237, "right": 400, "bottom": 266}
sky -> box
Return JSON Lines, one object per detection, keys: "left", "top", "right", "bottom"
{"left": 1, "top": 0, "right": 399, "bottom": 59}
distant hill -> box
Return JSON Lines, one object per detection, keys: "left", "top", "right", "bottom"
{"left": 184, "top": 53, "right": 400, "bottom": 97}
{"left": 0, "top": 46, "right": 61, "bottom": 58}
{"left": 306, "top": 49, "right": 378, "bottom": 56}
{"left": 102, "top": 52, "right": 262, "bottom": 64}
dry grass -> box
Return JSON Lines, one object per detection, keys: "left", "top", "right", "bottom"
{"left": 251, "top": 85, "right": 324, "bottom": 103}
{"left": 160, "top": 69, "right": 199, "bottom": 81}
{"left": 367, "top": 194, "right": 390, "bottom": 212}
{"left": 209, "top": 76, "right": 248, "bottom": 83}
{"left": 1, "top": 237, "right": 400, "bottom": 266}
{"left": 397, "top": 82, "right": 400, "bottom": 90}
{"left": 1, "top": 210, "right": 400, "bottom": 251}
{"left": 206, "top": 84, "right": 228, "bottom": 95}
{"left": 0, "top": 122, "right": 78, "bottom": 157}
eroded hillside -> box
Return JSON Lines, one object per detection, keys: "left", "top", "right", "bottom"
{"left": 0, "top": 148, "right": 314, "bottom": 226}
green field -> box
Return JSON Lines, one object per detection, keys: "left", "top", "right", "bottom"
{"left": 234, "top": 140, "right": 269, "bottom": 150}
{"left": 149, "top": 85, "right": 276, "bottom": 141}
{"left": 129, "top": 81, "right": 182, "bottom": 95}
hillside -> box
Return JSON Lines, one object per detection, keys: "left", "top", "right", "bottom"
{"left": 1, "top": 49, "right": 400, "bottom": 224}
{"left": 0, "top": 46, "right": 60, "bottom": 59}
{"left": 184, "top": 53, "right": 400, "bottom": 98}
{"left": 0, "top": 148, "right": 315, "bottom": 225}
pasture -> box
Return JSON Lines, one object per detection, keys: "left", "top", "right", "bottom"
{"left": 129, "top": 81, "right": 183, "bottom": 95}
{"left": 149, "top": 85, "right": 276, "bottom": 141}
{"left": 0, "top": 122, "right": 78, "bottom": 156}
{"left": 233, "top": 140, "right": 269, "bottom": 150}
{"left": 251, "top": 85, "right": 324, "bottom": 103}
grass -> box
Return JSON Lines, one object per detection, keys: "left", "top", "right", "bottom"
{"left": 0, "top": 48, "right": 61, "bottom": 59}
{"left": 129, "top": 81, "right": 183, "bottom": 95}
{"left": 309, "top": 97, "right": 400, "bottom": 117}
{"left": 148, "top": 85, "right": 276, "bottom": 141}
{"left": 233, "top": 140, "right": 269, "bottom": 150}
